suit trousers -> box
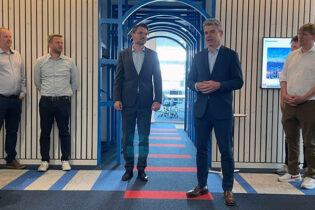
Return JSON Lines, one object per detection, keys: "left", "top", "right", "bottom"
{"left": 121, "top": 97, "right": 152, "bottom": 171}
{"left": 0, "top": 95, "right": 22, "bottom": 163}
{"left": 194, "top": 100, "right": 234, "bottom": 191}
{"left": 39, "top": 97, "right": 71, "bottom": 162}
{"left": 282, "top": 101, "right": 315, "bottom": 178}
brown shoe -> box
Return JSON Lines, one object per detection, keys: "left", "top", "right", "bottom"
{"left": 224, "top": 191, "right": 236, "bottom": 206}
{"left": 186, "top": 185, "right": 208, "bottom": 198}
{"left": 6, "top": 160, "right": 26, "bottom": 169}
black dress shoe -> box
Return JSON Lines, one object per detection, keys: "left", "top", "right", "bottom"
{"left": 224, "top": 191, "right": 236, "bottom": 206}
{"left": 186, "top": 185, "right": 208, "bottom": 198}
{"left": 138, "top": 170, "right": 148, "bottom": 181}
{"left": 122, "top": 170, "right": 133, "bottom": 181}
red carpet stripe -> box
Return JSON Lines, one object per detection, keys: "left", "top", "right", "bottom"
{"left": 124, "top": 190, "right": 213, "bottom": 200}
{"left": 136, "top": 154, "right": 191, "bottom": 158}
{"left": 151, "top": 129, "right": 177, "bottom": 131}
{"left": 148, "top": 154, "right": 191, "bottom": 158}
{"left": 133, "top": 166, "right": 197, "bottom": 172}
{"left": 149, "top": 144, "right": 185, "bottom": 147}
{"left": 149, "top": 136, "right": 181, "bottom": 139}
{"left": 150, "top": 132, "right": 179, "bottom": 135}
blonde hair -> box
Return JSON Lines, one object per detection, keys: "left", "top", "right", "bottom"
{"left": 299, "top": 23, "right": 315, "bottom": 35}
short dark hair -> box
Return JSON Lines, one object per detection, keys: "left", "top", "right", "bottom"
{"left": 48, "top": 34, "right": 63, "bottom": 44}
{"left": 132, "top": 23, "right": 149, "bottom": 34}
{"left": 291, "top": 35, "right": 298, "bottom": 43}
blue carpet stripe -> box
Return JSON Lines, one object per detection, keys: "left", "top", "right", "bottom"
{"left": 49, "top": 170, "right": 78, "bottom": 190}
{"left": 91, "top": 170, "right": 128, "bottom": 191}
{"left": 234, "top": 173, "right": 257, "bottom": 193}
{"left": 2, "top": 170, "right": 44, "bottom": 190}
{"left": 207, "top": 173, "right": 224, "bottom": 193}
{"left": 289, "top": 181, "right": 315, "bottom": 195}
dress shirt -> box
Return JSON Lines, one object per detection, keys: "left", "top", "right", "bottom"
{"left": 34, "top": 54, "right": 79, "bottom": 96}
{"left": 0, "top": 48, "right": 26, "bottom": 97}
{"left": 279, "top": 46, "right": 315, "bottom": 100}
{"left": 132, "top": 46, "right": 145, "bottom": 74}
{"left": 195, "top": 45, "right": 221, "bottom": 91}
{"left": 208, "top": 45, "right": 221, "bottom": 74}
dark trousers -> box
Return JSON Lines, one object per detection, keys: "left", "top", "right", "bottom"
{"left": 284, "top": 141, "right": 307, "bottom": 168}
{"left": 39, "top": 97, "right": 71, "bottom": 162}
{"left": 121, "top": 99, "right": 152, "bottom": 171}
{"left": 0, "top": 95, "right": 22, "bottom": 163}
{"left": 282, "top": 101, "right": 315, "bottom": 178}
{"left": 194, "top": 101, "right": 234, "bottom": 191}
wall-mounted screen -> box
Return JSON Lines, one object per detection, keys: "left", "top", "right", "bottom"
{"left": 261, "top": 38, "right": 292, "bottom": 88}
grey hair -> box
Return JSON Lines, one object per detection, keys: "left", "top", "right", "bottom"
{"left": 203, "top": 18, "right": 222, "bottom": 31}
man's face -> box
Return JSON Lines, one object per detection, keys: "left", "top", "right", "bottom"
{"left": 298, "top": 30, "right": 315, "bottom": 48}
{"left": 0, "top": 29, "right": 12, "bottom": 50}
{"left": 132, "top": 26, "right": 148, "bottom": 46}
{"left": 291, "top": 41, "right": 300, "bottom": 51}
{"left": 204, "top": 25, "right": 223, "bottom": 48}
{"left": 49, "top": 37, "right": 63, "bottom": 54}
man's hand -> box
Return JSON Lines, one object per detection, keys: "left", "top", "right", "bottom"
{"left": 283, "top": 94, "right": 306, "bottom": 106}
{"left": 19, "top": 95, "right": 24, "bottom": 100}
{"left": 151, "top": 102, "right": 161, "bottom": 111}
{"left": 114, "top": 101, "right": 123, "bottom": 111}
{"left": 196, "top": 80, "right": 221, "bottom": 94}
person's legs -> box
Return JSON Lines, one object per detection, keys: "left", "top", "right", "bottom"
{"left": 282, "top": 105, "right": 300, "bottom": 175}
{"left": 213, "top": 118, "right": 234, "bottom": 191}
{"left": 4, "top": 98, "right": 22, "bottom": 163}
{"left": 122, "top": 106, "right": 137, "bottom": 171}
{"left": 194, "top": 116, "right": 212, "bottom": 188}
{"left": 136, "top": 107, "right": 152, "bottom": 171}
{"left": 39, "top": 98, "right": 54, "bottom": 162}
{"left": 298, "top": 101, "right": 315, "bottom": 178}
{"left": 55, "top": 98, "right": 71, "bottom": 161}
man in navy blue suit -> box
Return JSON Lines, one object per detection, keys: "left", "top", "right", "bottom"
{"left": 186, "top": 18, "right": 243, "bottom": 206}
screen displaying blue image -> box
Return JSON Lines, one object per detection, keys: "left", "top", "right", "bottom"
{"left": 266, "top": 47, "right": 291, "bottom": 79}
{"left": 261, "top": 38, "right": 292, "bottom": 88}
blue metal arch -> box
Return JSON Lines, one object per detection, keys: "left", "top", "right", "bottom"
{"left": 148, "top": 28, "right": 194, "bottom": 48}
{"left": 148, "top": 35, "right": 186, "bottom": 50}
{"left": 149, "top": 25, "right": 197, "bottom": 44}
{"left": 148, "top": 22, "right": 199, "bottom": 41}
{"left": 122, "top": 0, "right": 210, "bottom": 24}
{"left": 126, "top": 12, "right": 202, "bottom": 36}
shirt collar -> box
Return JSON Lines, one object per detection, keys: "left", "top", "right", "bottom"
{"left": 48, "top": 53, "right": 65, "bottom": 60}
{"left": 132, "top": 46, "right": 145, "bottom": 53}
{"left": 298, "top": 45, "right": 315, "bottom": 54}
{"left": 208, "top": 45, "right": 221, "bottom": 53}
{"left": 0, "top": 48, "right": 14, "bottom": 54}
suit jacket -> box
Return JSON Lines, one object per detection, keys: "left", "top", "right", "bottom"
{"left": 188, "top": 46, "right": 243, "bottom": 119}
{"left": 113, "top": 47, "right": 162, "bottom": 108}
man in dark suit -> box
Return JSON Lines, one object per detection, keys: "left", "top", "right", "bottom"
{"left": 186, "top": 18, "right": 243, "bottom": 206}
{"left": 113, "top": 23, "right": 162, "bottom": 182}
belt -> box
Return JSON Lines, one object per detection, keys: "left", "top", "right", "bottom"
{"left": 41, "top": 96, "right": 70, "bottom": 101}
{"left": 0, "top": 94, "right": 19, "bottom": 99}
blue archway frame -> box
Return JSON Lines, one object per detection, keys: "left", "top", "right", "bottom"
{"left": 98, "top": 0, "right": 215, "bottom": 165}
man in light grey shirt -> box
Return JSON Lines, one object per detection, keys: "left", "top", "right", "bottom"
{"left": 0, "top": 27, "right": 26, "bottom": 169}
{"left": 34, "top": 34, "right": 79, "bottom": 172}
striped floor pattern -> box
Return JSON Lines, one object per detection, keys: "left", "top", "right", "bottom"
{"left": 1, "top": 123, "right": 315, "bottom": 200}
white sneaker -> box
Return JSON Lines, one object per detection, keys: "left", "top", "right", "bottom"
{"left": 38, "top": 161, "right": 49, "bottom": 172}
{"left": 278, "top": 173, "right": 302, "bottom": 182}
{"left": 301, "top": 177, "right": 315, "bottom": 189}
{"left": 276, "top": 164, "right": 288, "bottom": 174}
{"left": 61, "top": 161, "right": 71, "bottom": 171}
